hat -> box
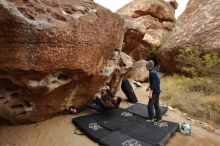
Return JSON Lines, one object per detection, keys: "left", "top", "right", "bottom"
{"left": 146, "top": 60, "right": 154, "bottom": 69}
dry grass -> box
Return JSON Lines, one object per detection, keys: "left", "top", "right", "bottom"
{"left": 160, "top": 75, "right": 220, "bottom": 127}
{"left": 204, "top": 96, "right": 220, "bottom": 110}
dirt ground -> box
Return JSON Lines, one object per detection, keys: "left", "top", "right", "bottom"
{"left": 0, "top": 84, "right": 220, "bottom": 146}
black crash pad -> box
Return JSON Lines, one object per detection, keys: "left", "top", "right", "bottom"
{"left": 94, "top": 108, "right": 138, "bottom": 131}
{"left": 125, "top": 103, "right": 168, "bottom": 118}
{"left": 72, "top": 114, "right": 112, "bottom": 142}
{"left": 119, "top": 117, "right": 179, "bottom": 146}
{"left": 100, "top": 131, "right": 154, "bottom": 146}
{"left": 121, "top": 79, "right": 138, "bottom": 103}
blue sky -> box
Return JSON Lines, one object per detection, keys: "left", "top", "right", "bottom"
{"left": 94, "top": 0, "right": 189, "bottom": 18}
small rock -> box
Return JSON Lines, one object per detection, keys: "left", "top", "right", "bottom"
{"left": 186, "top": 117, "right": 191, "bottom": 120}
{"left": 183, "top": 113, "right": 187, "bottom": 117}
{"left": 168, "top": 106, "right": 174, "bottom": 111}
{"left": 175, "top": 109, "right": 182, "bottom": 115}
{"left": 201, "top": 123, "right": 215, "bottom": 132}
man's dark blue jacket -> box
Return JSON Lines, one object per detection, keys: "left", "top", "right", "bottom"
{"left": 149, "top": 68, "right": 161, "bottom": 94}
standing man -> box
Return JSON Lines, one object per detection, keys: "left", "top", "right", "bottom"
{"left": 146, "top": 60, "right": 161, "bottom": 122}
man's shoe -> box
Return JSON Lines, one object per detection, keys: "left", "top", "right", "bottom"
{"left": 154, "top": 118, "right": 162, "bottom": 122}
{"left": 146, "top": 118, "right": 155, "bottom": 122}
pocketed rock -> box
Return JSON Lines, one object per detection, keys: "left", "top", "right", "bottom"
{"left": 126, "top": 60, "right": 149, "bottom": 82}
{"left": 0, "top": 0, "right": 124, "bottom": 124}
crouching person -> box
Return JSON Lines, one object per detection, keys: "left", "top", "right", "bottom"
{"left": 89, "top": 85, "right": 122, "bottom": 112}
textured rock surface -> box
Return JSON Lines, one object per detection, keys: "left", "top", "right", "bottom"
{"left": 0, "top": 0, "right": 124, "bottom": 123}
{"left": 126, "top": 60, "right": 149, "bottom": 82}
{"left": 159, "top": 0, "right": 220, "bottom": 74}
{"left": 117, "top": 0, "right": 177, "bottom": 61}
{"left": 104, "top": 52, "right": 134, "bottom": 92}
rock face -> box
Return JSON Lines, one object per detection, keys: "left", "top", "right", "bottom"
{"left": 117, "top": 0, "right": 177, "bottom": 61}
{"left": 0, "top": 0, "right": 124, "bottom": 123}
{"left": 159, "top": 0, "right": 220, "bottom": 74}
{"left": 104, "top": 52, "right": 134, "bottom": 92}
{"left": 126, "top": 60, "right": 149, "bottom": 82}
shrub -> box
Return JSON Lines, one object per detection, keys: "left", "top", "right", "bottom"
{"left": 203, "top": 53, "right": 220, "bottom": 74}
{"left": 177, "top": 46, "right": 220, "bottom": 77}
{"left": 149, "top": 47, "right": 160, "bottom": 60}
{"left": 160, "top": 75, "right": 220, "bottom": 126}
{"left": 187, "top": 77, "right": 220, "bottom": 95}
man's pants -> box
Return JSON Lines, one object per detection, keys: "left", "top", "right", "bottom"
{"left": 89, "top": 98, "right": 106, "bottom": 112}
{"left": 147, "top": 92, "right": 161, "bottom": 120}
{"left": 89, "top": 103, "right": 105, "bottom": 112}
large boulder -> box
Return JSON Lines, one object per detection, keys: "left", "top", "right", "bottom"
{"left": 117, "top": 0, "right": 177, "bottom": 61}
{"left": 104, "top": 52, "right": 134, "bottom": 92}
{"left": 126, "top": 60, "right": 149, "bottom": 82}
{"left": 159, "top": 0, "right": 220, "bottom": 74}
{"left": 0, "top": 0, "right": 124, "bottom": 123}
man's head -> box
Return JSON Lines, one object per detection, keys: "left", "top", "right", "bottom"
{"left": 146, "top": 60, "right": 154, "bottom": 70}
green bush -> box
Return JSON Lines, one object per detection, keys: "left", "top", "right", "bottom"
{"left": 149, "top": 47, "right": 160, "bottom": 57}
{"left": 203, "top": 53, "right": 220, "bottom": 74}
{"left": 177, "top": 46, "right": 220, "bottom": 77}
{"left": 182, "top": 67, "right": 198, "bottom": 77}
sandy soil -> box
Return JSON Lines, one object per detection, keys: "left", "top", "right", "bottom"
{"left": 0, "top": 84, "right": 220, "bottom": 146}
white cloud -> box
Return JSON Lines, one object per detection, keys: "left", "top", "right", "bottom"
{"left": 94, "top": 0, "right": 133, "bottom": 12}
{"left": 174, "top": 0, "right": 189, "bottom": 18}
{"left": 94, "top": 0, "right": 189, "bottom": 18}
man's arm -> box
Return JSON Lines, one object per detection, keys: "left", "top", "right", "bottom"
{"left": 146, "top": 71, "right": 153, "bottom": 91}
{"left": 146, "top": 71, "right": 153, "bottom": 98}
